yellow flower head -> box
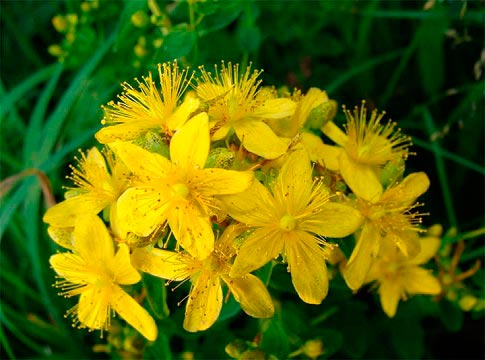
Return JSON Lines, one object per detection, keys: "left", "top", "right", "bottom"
{"left": 50, "top": 214, "right": 157, "bottom": 341}
{"left": 130, "top": 225, "right": 274, "bottom": 332}
{"left": 321, "top": 101, "right": 412, "bottom": 200}
{"left": 222, "top": 150, "right": 363, "bottom": 304}
{"left": 96, "top": 61, "right": 199, "bottom": 143}
{"left": 110, "top": 113, "right": 254, "bottom": 260}
{"left": 344, "top": 172, "right": 430, "bottom": 290}
{"left": 43, "top": 147, "right": 130, "bottom": 248}
{"left": 366, "top": 233, "right": 442, "bottom": 317}
{"left": 195, "top": 62, "right": 296, "bottom": 159}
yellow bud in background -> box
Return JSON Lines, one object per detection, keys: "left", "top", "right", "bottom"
{"left": 131, "top": 10, "right": 149, "bottom": 28}
{"left": 66, "top": 14, "right": 78, "bottom": 26}
{"left": 48, "top": 44, "right": 65, "bottom": 57}
{"left": 52, "top": 15, "right": 68, "bottom": 33}
{"left": 459, "top": 294, "right": 478, "bottom": 311}
{"left": 80, "top": 2, "right": 91, "bottom": 12}
{"left": 302, "top": 339, "right": 324, "bottom": 359}
{"left": 427, "top": 224, "right": 443, "bottom": 237}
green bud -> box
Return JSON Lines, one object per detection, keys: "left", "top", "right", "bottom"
{"left": 133, "top": 131, "right": 169, "bottom": 158}
{"left": 205, "top": 147, "right": 235, "bottom": 169}
{"left": 305, "top": 100, "right": 338, "bottom": 129}
{"left": 380, "top": 159, "right": 405, "bottom": 188}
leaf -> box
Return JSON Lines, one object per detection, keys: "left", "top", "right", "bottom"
{"left": 260, "top": 316, "right": 289, "bottom": 359}
{"left": 438, "top": 299, "right": 464, "bottom": 332}
{"left": 320, "top": 328, "right": 343, "bottom": 358}
{"left": 144, "top": 333, "right": 172, "bottom": 360}
{"left": 237, "top": 24, "right": 261, "bottom": 54}
{"left": 416, "top": 14, "right": 448, "bottom": 96}
{"left": 217, "top": 295, "right": 241, "bottom": 323}
{"left": 160, "top": 29, "right": 196, "bottom": 61}
{"left": 389, "top": 306, "right": 424, "bottom": 359}
{"left": 198, "top": 2, "right": 243, "bottom": 35}
{"left": 143, "top": 274, "right": 170, "bottom": 320}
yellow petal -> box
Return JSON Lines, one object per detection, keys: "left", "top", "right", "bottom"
{"left": 300, "top": 132, "right": 338, "bottom": 168}
{"left": 316, "top": 143, "right": 342, "bottom": 171}
{"left": 344, "top": 223, "right": 380, "bottom": 290}
{"left": 73, "top": 214, "right": 114, "bottom": 263}
{"left": 340, "top": 151, "right": 383, "bottom": 201}
{"left": 50, "top": 252, "right": 96, "bottom": 286}
{"left": 275, "top": 150, "right": 312, "bottom": 209}
{"left": 409, "top": 235, "right": 441, "bottom": 265}
{"left": 252, "top": 98, "right": 296, "bottom": 119}
{"left": 295, "top": 88, "right": 329, "bottom": 128}
{"left": 302, "top": 202, "right": 363, "bottom": 238}
{"left": 111, "top": 286, "right": 158, "bottom": 341}
{"left": 381, "top": 172, "right": 430, "bottom": 206}
{"left": 86, "top": 147, "right": 108, "bottom": 171}
{"left": 116, "top": 187, "right": 170, "bottom": 237}
{"left": 77, "top": 287, "right": 111, "bottom": 330}
{"left": 47, "top": 226, "right": 74, "bottom": 250}
{"left": 211, "top": 123, "right": 231, "bottom": 141}
{"left": 109, "top": 141, "right": 171, "bottom": 179}
{"left": 196, "top": 168, "right": 253, "bottom": 195}
{"left": 230, "top": 228, "right": 284, "bottom": 277}
{"left": 110, "top": 244, "right": 141, "bottom": 285}
{"left": 235, "top": 120, "right": 288, "bottom": 159}
{"left": 166, "top": 96, "right": 200, "bottom": 131}
{"left": 223, "top": 274, "right": 274, "bottom": 318}
{"left": 378, "top": 280, "right": 401, "bottom": 318}
{"left": 222, "top": 180, "right": 274, "bottom": 226}
{"left": 285, "top": 231, "right": 329, "bottom": 304}
{"left": 321, "top": 121, "right": 347, "bottom": 147}
{"left": 170, "top": 112, "right": 209, "bottom": 169}
{"left": 131, "top": 247, "right": 192, "bottom": 281}
{"left": 184, "top": 271, "right": 222, "bottom": 332}
{"left": 95, "top": 121, "right": 156, "bottom": 144}
{"left": 167, "top": 203, "right": 214, "bottom": 260}
{"left": 43, "top": 194, "right": 108, "bottom": 227}
{"left": 402, "top": 267, "right": 441, "bottom": 295}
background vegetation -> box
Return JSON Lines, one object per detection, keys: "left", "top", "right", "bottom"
{"left": 1, "top": 0, "right": 484, "bottom": 359}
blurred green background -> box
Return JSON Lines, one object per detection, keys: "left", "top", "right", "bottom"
{"left": 1, "top": 0, "right": 484, "bottom": 359}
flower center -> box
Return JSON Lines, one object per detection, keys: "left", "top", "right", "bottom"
{"left": 172, "top": 183, "right": 189, "bottom": 198}
{"left": 279, "top": 214, "right": 296, "bottom": 231}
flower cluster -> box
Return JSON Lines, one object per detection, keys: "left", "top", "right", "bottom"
{"left": 44, "top": 61, "right": 441, "bottom": 341}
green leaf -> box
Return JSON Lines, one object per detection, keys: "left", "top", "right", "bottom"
{"left": 143, "top": 274, "right": 170, "bottom": 320}
{"left": 416, "top": 14, "right": 448, "bottom": 96}
{"left": 237, "top": 25, "right": 261, "bottom": 54}
{"left": 144, "top": 333, "right": 172, "bottom": 360}
{"left": 217, "top": 295, "right": 241, "bottom": 323}
{"left": 0, "top": 64, "right": 59, "bottom": 119}
{"left": 197, "top": 2, "right": 242, "bottom": 35}
{"left": 320, "top": 328, "right": 343, "bottom": 358}
{"left": 439, "top": 299, "right": 464, "bottom": 332}
{"left": 260, "top": 315, "right": 289, "bottom": 358}
{"left": 389, "top": 309, "right": 424, "bottom": 358}
{"left": 160, "top": 29, "right": 196, "bottom": 61}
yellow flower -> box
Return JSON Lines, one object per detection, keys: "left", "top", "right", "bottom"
{"left": 269, "top": 87, "right": 337, "bottom": 138}
{"left": 221, "top": 150, "right": 363, "bottom": 304}
{"left": 343, "top": 172, "right": 430, "bottom": 290}
{"left": 110, "top": 113, "right": 253, "bottom": 260}
{"left": 49, "top": 214, "right": 157, "bottom": 341}
{"left": 365, "top": 233, "right": 442, "bottom": 317}
{"left": 195, "top": 62, "right": 296, "bottom": 159}
{"left": 130, "top": 225, "right": 274, "bottom": 332}
{"left": 43, "top": 147, "right": 130, "bottom": 248}
{"left": 320, "top": 102, "right": 412, "bottom": 201}
{"left": 96, "top": 61, "right": 199, "bottom": 144}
